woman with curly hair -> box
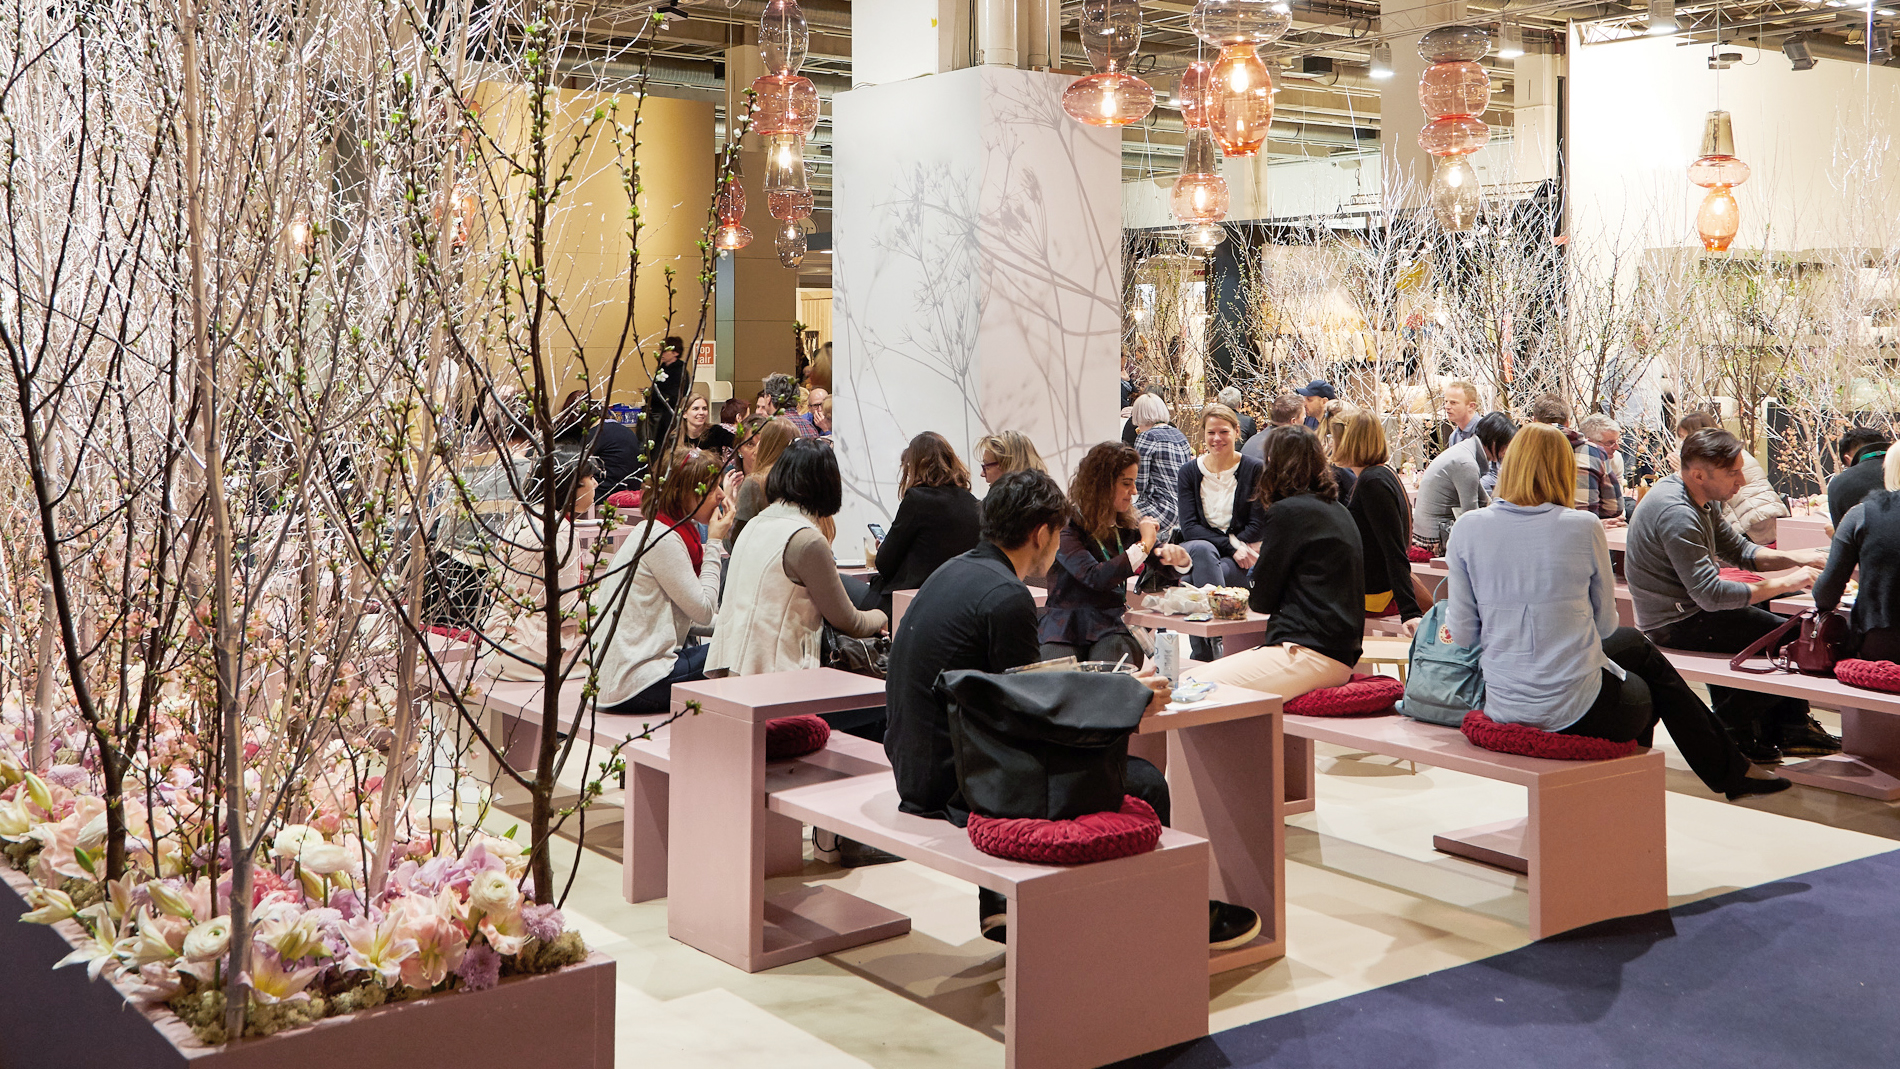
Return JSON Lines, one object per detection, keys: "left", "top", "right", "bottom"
{"left": 1037, "top": 441, "right": 1192, "bottom": 663}
{"left": 863, "top": 432, "right": 983, "bottom": 616}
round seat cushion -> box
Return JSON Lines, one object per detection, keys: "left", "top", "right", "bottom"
{"left": 1717, "top": 567, "right": 1764, "bottom": 584}
{"left": 1407, "top": 544, "right": 1436, "bottom": 563}
{"left": 1284, "top": 673, "right": 1405, "bottom": 717}
{"left": 605, "top": 490, "right": 642, "bottom": 511}
{"left": 1837, "top": 658, "right": 1900, "bottom": 694}
{"left": 1459, "top": 711, "right": 1639, "bottom": 760}
{"left": 425, "top": 625, "right": 475, "bottom": 642}
{"left": 967, "top": 796, "right": 1162, "bottom": 865}
{"left": 765, "top": 714, "right": 831, "bottom": 761}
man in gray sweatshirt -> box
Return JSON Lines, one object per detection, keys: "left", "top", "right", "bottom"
{"left": 1625, "top": 428, "right": 1835, "bottom": 763}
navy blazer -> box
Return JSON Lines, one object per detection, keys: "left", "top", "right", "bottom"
{"left": 1175, "top": 454, "right": 1266, "bottom": 555}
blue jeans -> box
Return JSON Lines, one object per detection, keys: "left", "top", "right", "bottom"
{"left": 1182, "top": 540, "right": 1250, "bottom": 590}
{"left": 604, "top": 643, "right": 709, "bottom": 717}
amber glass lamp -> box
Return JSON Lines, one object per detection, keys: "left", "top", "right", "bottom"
{"left": 1190, "top": 0, "right": 1291, "bottom": 157}
{"left": 1416, "top": 25, "right": 1492, "bottom": 231}
{"left": 1688, "top": 111, "right": 1749, "bottom": 252}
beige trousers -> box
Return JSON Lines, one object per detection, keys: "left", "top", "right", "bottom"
{"left": 1192, "top": 642, "right": 1354, "bottom": 698}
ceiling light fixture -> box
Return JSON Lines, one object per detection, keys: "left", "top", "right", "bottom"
{"left": 1872, "top": 25, "right": 1895, "bottom": 61}
{"left": 1783, "top": 35, "right": 1817, "bottom": 69}
{"left": 1498, "top": 21, "right": 1525, "bottom": 59}
{"left": 1646, "top": 0, "right": 1679, "bottom": 34}
{"left": 1369, "top": 41, "right": 1395, "bottom": 78}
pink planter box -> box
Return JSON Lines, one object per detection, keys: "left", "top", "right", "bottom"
{"left": 0, "top": 866, "right": 616, "bottom": 1068}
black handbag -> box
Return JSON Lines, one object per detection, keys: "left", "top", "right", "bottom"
{"left": 938, "top": 669, "right": 1151, "bottom": 821}
{"left": 822, "top": 624, "right": 890, "bottom": 679}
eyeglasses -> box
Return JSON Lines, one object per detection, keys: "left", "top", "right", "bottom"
{"left": 979, "top": 460, "right": 1001, "bottom": 473}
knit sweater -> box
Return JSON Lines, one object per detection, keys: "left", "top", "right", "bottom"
{"left": 1411, "top": 437, "right": 1489, "bottom": 548}
{"left": 589, "top": 518, "right": 723, "bottom": 707}
{"left": 1624, "top": 473, "right": 1761, "bottom": 631}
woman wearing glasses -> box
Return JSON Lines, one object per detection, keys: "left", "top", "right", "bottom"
{"left": 974, "top": 430, "right": 1047, "bottom": 485}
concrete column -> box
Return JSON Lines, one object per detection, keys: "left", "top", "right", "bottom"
{"left": 830, "top": 67, "right": 1123, "bottom": 531}
{"left": 1380, "top": 0, "right": 1466, "bottom": 203}
{"left": 717, "top": 38, "right": 801, "bottom": 404}
{"left": 1510, "top": 52, "right": 1561, "bottom": 186}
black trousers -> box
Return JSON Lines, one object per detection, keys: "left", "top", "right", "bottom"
{"left": 978, "top": 755, "right": 1169, "bottom": 922}
{"left": 1648, "top": 607, "right": 1812, "bottom": 741}
{"left": 1562, "top": 628, "right": 1751, "bottom": 793}
{"left": 1855, "top": 627, "right": 1900, "bottom": 662}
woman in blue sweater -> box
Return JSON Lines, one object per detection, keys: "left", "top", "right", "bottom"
{"left": 1446, "top": 424, "right": 1786, "bottom": 800}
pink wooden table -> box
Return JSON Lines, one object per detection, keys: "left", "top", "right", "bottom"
{"left": 666, "top": 669, "right": 910, "bottom": 972}
{"left": 1775, "top": 513, "right": 1832, "bottom": 553}
{"left": 1136, "top": 681, "right": 1290, "bottom": 972}
{"left": 891, "top": 586, "right": 1048, "bottom": 635}
{"left": 1124, "top": 608, "right": 1272, "bottom": 654}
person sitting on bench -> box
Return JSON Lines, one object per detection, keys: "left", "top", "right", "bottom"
{"left": 1625, "top": 428, "right": 1837, "bottom": 764}
{"left": 1447, "top": 424, "right": 1788, "bottom": 799}
{"left": 1814, "top": 446, "right": 1900, "bottom": 663}
{"left": 885, "top": 468, "right": 1261, "bottom": 950}
{"left": 1412, "top": 411, "right": 1516, "bottom": 557}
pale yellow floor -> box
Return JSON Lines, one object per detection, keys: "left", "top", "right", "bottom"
{"left": 535, "top": 704, "right": 1900, "bottom": 1068}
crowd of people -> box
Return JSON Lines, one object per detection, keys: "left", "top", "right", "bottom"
{"left": 468, "top": 357, "right": 1900, "bottom": 955}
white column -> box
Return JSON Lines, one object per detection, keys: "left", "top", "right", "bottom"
{"left": 1510, "top": 52, "right": 1560, "bottom": 186}
{"left": 830, "top": 67, "right": 1124, "bottom": 532}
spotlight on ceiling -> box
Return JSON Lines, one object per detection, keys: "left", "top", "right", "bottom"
{"left": 1872, "top": 26, "right": 1895, "bottom": 62}
{"left": 1708, "top": 44, "right": 1743, "bottom": 69}
{"left": 1646, "top": 0, "right": 1679, "bottom": 35}
{"left": 1369, "top": 41, "right": 1395, "bottom": 79}
{"left": 1498, "top": 21, "right": 1525, "bottom": 59}
{"left": 1783, "top": 35, "right": 1817, "bottom": 70}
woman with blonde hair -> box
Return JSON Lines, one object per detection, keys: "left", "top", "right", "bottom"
{"left": 973, "top": 430, "right": 1046, "bottom": 485}
{"left": 727, "top": 416, "right": 801, "bottom": 551}
{"left": 1334, "top": 411, "right": 1425, "bottom": 633}
{"left": 1176, "top": 402, "right": 1264, "bottom": 591}
{"left": 1447, "top": 424, "right": 1786, "bottom": 799}
{"left": 1812, "top": 447, "right": 1900, "bottom": 662}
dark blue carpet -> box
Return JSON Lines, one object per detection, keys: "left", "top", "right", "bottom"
{"left": 1116, "top": 849, "right": 1900, "bottom": 1069}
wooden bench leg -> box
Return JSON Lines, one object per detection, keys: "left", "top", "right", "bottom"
{"left": 1283, "top": 734, "right": 1316, "bottom": 815}
{"left": 622, "top": 762, "right": 669, "bottom": 904}
{"left": 763, "top": 811, "right": 806, "bottom": 877}
{"left": 1440, "top": 758, "right": 1666, "bottom": 940}
{"left": 1005, "top": 849, "right": 1209, "bottom": 1069}
{"left": 1778, "top": 707, "right": 1900, "bottom": 801}
{"left": 1168, "top": 716, "right": 1287, "bottom": 969}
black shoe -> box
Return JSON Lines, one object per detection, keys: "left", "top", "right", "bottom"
{"left": 1726, "top": 775, "right": 1794, "bottom": 801}
{"left": 1735, "top": 737, "right": 1784, "bottom": 765}
{"left": 1776, "top": 718, "right": 1843, "bottom": 757}
{"left": 838, "top": 837, "right": 903, "bottom": 868}
{"left": 980, "top": 912, "right": 1008, "bottom": 945}
{"left": 1209, "top": 900, "right": 1261, "bottom": 950}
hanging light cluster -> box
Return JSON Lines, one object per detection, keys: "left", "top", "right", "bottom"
{"left": 1171, "top": 61, "right": 1230, "bottom": 250}
{"left": 1416, "top": 25, "right": 1491, "bottom": 231}
{"left": 753, "top": 0, "right": 816, "bottom": 267}
{"left": 1190, "top": 0, "right": 1291, "bottom": 158}
{"left": 1062, "top": 0, "right": 1155, "bottom": 127}
{"left": 1688, "top": 110, "right": 1748, "bottom": 251}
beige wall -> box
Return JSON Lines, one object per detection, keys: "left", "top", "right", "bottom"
{"left": 475, "top": 84, "right": 715, "bottom": 407}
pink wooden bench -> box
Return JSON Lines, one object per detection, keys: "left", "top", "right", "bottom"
{"left": 1282, "top": 711, "right": 1666, "bottom": 940}
{"left": 1663, "top": 649, "right": 1900, "bottom": 801}
{"left": 768, "top": 773, "right": 1210, "bottom": 1069}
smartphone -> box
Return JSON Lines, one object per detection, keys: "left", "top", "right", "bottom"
{"left": 867, "top": 523, "right": 886, "bottom": 545}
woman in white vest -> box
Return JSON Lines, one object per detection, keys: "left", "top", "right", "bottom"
{"left": 709, "top": 438, "right": 887, "bottom": 678}
{"left": 482, "top": 438, "right": 598, "bottom": 682}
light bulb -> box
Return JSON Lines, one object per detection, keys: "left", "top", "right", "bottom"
{"left": 714, "top": 222, "right": 753, "bottom": 252}
{"left": 763, "top": 133, "right": 808, "bottom": 192}
{"left": 774, "top": 220, "right": 806, "bottom": 268}
{"left": 1171, "top": 129, "right": 1228, "bottom": 226}
{"left": 1429, "top": 156, "right": 1481, "bottom": 231}
{"left": 1100, "top": 88, "right": 1119, "bottom": 118}
{"left": 1696, "top": 187, "right": 1739, "bottom": 251}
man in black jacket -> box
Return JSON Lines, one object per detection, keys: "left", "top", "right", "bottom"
{"left": 637, "top": 336, "right": 692, "bottom": 476}
{"left": 885, "top": 469, "right": 1260, "bottom": 949}
{"left": 1829, "top": 427, "right": 1891, "bottom": 527}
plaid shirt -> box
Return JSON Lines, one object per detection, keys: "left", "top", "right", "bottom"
{"left": 1135, "top": 425, "right": 1193, "bottom": 532}
{"left": 1566, "top": 427, "right": 1622, "bottom": 520}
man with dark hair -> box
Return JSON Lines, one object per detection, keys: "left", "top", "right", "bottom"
{"left": 1411, "top": 411, "right": 1516, "bottom": 554}
{"left": 637, "top": 335, "right": 693, "bottom": 477}
{"left": 1294, "top": 379, "right": 1335, "bottom": 430}
{"left": 1829, "top": 427, "right": 1892, "bottom": 526}
{"left": 1625, "top": 428, "right": 1837, "bottom": 762}
{"left": 1529, "top": 394, "right": 1621, "bottom": 523}
{"left": 1244, "top": 390, "right": 1356, "bottom": 502}
{"left": 885, "top": 469, "right": 1260, "bottom": 950}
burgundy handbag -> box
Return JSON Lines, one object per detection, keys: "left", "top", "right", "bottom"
{"left": 1728, "top": 610, "right": 1850, "bottom": 677}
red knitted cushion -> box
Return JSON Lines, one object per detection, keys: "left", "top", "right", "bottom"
{"left": 966, "top": 796, "right": 1163, "bottom": 865}
{"left": 764, "top": 714, "right": 831, "bottom": 761}
{"left": 606, "top": 490, "right": 642, "bottom": 510}
{"left": 1460, "top": 711, "right": 1640, "bottom": 760}
{"left": 1407, "top": 544, "right": 1436, "bottom": 563}
{"left": 1837, "top": 658, "right": 1900, "bottom": 694}
{"left": 425, "top": 625, "right": 475, "bottom": 642}
{"left": 1717, "top": 567, "right": 1764, "bottom": 584}
{"left": 1285, "top": 674, "right": 1405, "bottom": 717}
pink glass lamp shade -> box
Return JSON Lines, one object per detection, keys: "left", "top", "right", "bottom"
{"left": 1417, "top": 115, "right": 1490, "bottom": 156}
{"left": 760, "top": 0, "right": 809, "bottom": 75}
{"left": 1429, "top": 155, "right": 1481, "bottom": 231}
{"left": 1695, "top": 187, "right": 1740, "bottom": 251}
{"left": 1688, "top": 154, "right": 1751, "bottom": 189}
{"left": 713, "top": 172, "right": 751, "bottom": 251}
{"left": 1418, "top": 62, "right": 1490, "bottom": 119}
{"left": 1177, "top": 61, "right": 1215, "bottom": 128}
{"left": 768, "top": 187, "right": 814, "bottom": 223}
{"left": 1172, "top": 173, "right": 1229, "bottom": 226}
{"left": 1209, "top": 45, "right": 1274, "bottom": 157}
{"left": 1189, "top": 0, "right": 1292, "bottom": 47}
{"left": 1688, "top": 111, "right": 1748, "bottom": 252}
{"left": 774, "top": 220, "right": 807, "bottom": 268}
{"left": 714, "top": 222, "right": 753, "bottom": 252}
{"left": 1061, "top": 71, "right": 1156, "bottom": 127}
{"left": 752, "top": 74, "right": 820, "bottom": 138}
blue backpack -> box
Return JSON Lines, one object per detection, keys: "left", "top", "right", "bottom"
{"left": 1397, "top": 601, "right": 1485, "bottom": 727}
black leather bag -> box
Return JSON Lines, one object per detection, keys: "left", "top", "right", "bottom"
{"left": 938, "top": 669, "right": 1151, "bottom": 821}
{"left": 822, "top": 624, "right": 889, "bottom": 679}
